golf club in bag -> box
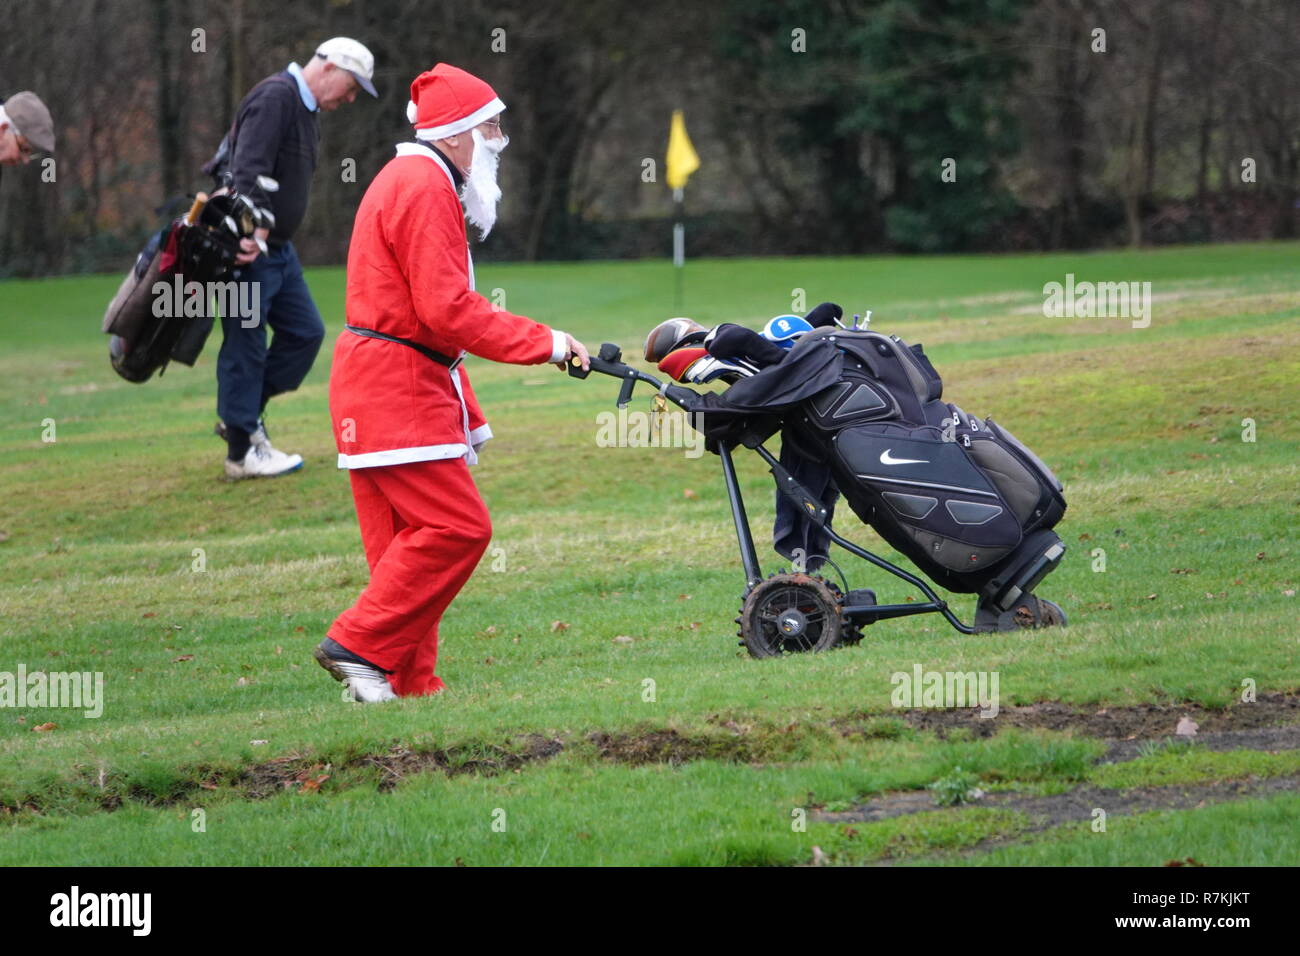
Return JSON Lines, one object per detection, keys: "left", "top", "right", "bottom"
{"left": 569, "top": 309, "right": 1068, "bottom": 658}
{"left": 101, "top": 173, "right": 278, "bottom": 383}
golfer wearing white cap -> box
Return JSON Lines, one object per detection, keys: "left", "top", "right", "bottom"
{"left": 209, "top": 38, "right": 377, "bottom": 479}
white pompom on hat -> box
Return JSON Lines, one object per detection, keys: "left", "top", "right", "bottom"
{"left": 406, "top": 63, "right": 504, "bottom": 141}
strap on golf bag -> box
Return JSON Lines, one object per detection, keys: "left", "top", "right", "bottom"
{"left": 202, "top": 74, "right": 298, "bottom": 182}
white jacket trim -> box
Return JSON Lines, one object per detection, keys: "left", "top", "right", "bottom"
{"left": 338, "top": 444, "right": 472, "bottom": 469}
{"left": 365, "top": 141, "right": 482, "bottom": 468}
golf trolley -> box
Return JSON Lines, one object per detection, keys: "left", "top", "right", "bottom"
{"left": 569, "top": 343, "right": 1066, "bottom": 658}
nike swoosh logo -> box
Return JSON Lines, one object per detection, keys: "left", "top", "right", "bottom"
{"left": 880, "top": 449, "right": 929, "bottom": 465}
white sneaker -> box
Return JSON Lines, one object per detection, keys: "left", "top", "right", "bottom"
{"left": 223, "top": 441, "right": 303, "bottom": 479}
{"left": 313, "top": 643, "right": 397, "bottom": 703}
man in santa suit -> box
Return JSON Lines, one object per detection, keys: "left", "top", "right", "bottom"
{"left": 316, "top": 64, "right": 589, "bottom": 702}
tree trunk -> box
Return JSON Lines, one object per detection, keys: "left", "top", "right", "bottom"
{"left": 1055, "top": 12, "right": 1088, "bottom": 248}
{"left": 228, "top": 0, "right": 245, "bottom": 120}
{"left": 1141, "top": 32, "right": 1164, "bottom": 199}
{"left": 153, "top": 0, "right": 182, "bottom": 198}
{"left": 1124, "top": 117, "right": 1143, "bottom": 248}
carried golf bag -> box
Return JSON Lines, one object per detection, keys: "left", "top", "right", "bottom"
{"left": 651, "top": 311, "right": 1068, "bottom": 631}
{"left": 101, "top": 175, "right": 276, "bottom": 383}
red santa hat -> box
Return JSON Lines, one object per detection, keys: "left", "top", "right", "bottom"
{"left": 405, "top": 64, "right": 505, "bottom": 141}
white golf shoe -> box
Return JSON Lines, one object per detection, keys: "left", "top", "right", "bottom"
{"left": 314, "top": 640, "right": 397, "bottom": 703}
{"left": 223, "top": 440, "right": 303, "bottom": 479}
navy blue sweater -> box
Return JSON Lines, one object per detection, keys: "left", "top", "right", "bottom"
{"left": 229, "top": 72, "right": 319, "bottom": 246}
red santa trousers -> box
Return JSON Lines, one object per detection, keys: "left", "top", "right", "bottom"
{"left": 326, "top": 457, "right": 492, "bottom": 697}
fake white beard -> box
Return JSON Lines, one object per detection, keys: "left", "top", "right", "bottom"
{"left": 461, "top": 128, "right": 508, "bottom": 241}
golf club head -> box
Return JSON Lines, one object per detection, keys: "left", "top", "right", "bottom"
{"left": 256, "top": 175, "right": 280, "bottom": 193}
{"left": 231, "top": 197, "right": 257, "bottom": 236}
{"left": 684, "top": 355, "right": 757, "bottom": 384}
{"left": 644, "top": 317, "right": 706, "bottom": 363}
{"left": 657, "top": 346, "right": 755, "bottom": 384}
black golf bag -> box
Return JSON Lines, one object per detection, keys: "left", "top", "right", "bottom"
{"left": 101, "top": 178, "right": 275, "bottom": 383}
{"left": 688, "top": 325, "right": 1067, "bottom": 622}
{"left": 102, "top": 221, "right": 220, "bottom": 382}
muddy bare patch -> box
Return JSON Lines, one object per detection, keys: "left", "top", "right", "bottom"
{"left": 235, "top": 734, "right": 566, "bottom": 797}
{"left": 0, "top": 728, "right": 758, "bottom": 818}
{"left": 1102, "top": 725, "right": 1300, "bottom": 763}
{"left": 588, "top": 728, "right": 755, "bottom": 766}
{"left": 4, "top": 694, "right": 1298, "bottom": 821}
{"left": 845, "top": 690, "right": 1300, "bottom": 741}
{"left": 355, "top": 734, "right": 565, "bottom": 792}
{"left": 0, "top": 735, "right": 571, "bottom": 815}
{"left": 819, "top": 772, "right": 1300, "bottom": 829}
{"left": 232, "top": 754, "right": 324, "bottom": 800}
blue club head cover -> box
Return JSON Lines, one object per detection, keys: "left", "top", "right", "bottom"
{"left": 761, "top": 314, "right": 815, "bottom": 349}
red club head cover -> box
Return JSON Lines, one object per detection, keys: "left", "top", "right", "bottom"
{"left": 657, "top": 346, "right": 709, "bottom": 383}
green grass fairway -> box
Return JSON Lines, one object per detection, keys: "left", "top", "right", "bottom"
{"left": 0, "top": 242, "right": 1297, "bottom": 865}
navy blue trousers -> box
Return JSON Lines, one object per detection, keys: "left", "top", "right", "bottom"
{"left": 216, "top": 241, "right": 325, "bottom": 434}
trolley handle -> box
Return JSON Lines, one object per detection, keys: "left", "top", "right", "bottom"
{"left": 567, "top": 342, "right": 698, "bottom": 410}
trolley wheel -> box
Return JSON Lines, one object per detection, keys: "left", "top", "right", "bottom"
{"left": 737, "top": 572, "right": 848, "bottom": 659}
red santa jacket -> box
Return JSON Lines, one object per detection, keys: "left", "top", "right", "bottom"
{"left": 329, "top": 143, "right": 565, "bottom": 469}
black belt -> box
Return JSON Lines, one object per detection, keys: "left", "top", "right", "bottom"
{"left": 345, "top": 325, "right": 461, "bottom": 369}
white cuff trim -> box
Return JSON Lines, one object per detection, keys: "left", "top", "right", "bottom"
{"left": 549, "top": 329, "right": 568, "bottom": 364}
{"left": 413, "top": 98, "right": 506, "bottom": 141}
{"left": 469, "top": 424, "right": 493, "bottom": 447}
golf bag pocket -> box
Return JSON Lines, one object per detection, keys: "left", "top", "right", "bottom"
{"left": 804, "top": 368, "right": 899, "bottom": 429}
{"left": 827, "top": 331, "right": 943, "bottom": 421}
{"left": 831, "top": 421, "right": 1024, "bottom": 575}
{"left": 965, "top": 418, "right": 1066, "bottom": 532}
{"left": 102, "top": 225, "right": 217, "bottom": 383}
{"left": 102, "top": 228, "right": 168, "bottom": 340}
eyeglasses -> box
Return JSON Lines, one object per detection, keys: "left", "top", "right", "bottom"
{"left": 478, "top": 117, "right": 504, "bottom": 135}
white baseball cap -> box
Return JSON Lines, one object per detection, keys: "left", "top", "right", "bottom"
{"left": 315, "top": 37, "right": 378, "bottom": 97}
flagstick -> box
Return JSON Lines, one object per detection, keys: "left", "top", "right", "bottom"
{"left": 672, "top": 187, "right": 685, "bottom": 312}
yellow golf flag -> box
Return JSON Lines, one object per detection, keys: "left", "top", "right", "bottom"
{"left": 665, "top": 110, "right": 700, "bottom": 191}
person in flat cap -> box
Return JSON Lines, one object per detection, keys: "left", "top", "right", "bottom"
{"left": 316, "top": 63, "right": 590, "bottom": 702}
{"left": 0, "top": 91, "right": 55, "bottom": 177}
{"left": 210, "top": 37, "right": 378, "bottom": 480}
